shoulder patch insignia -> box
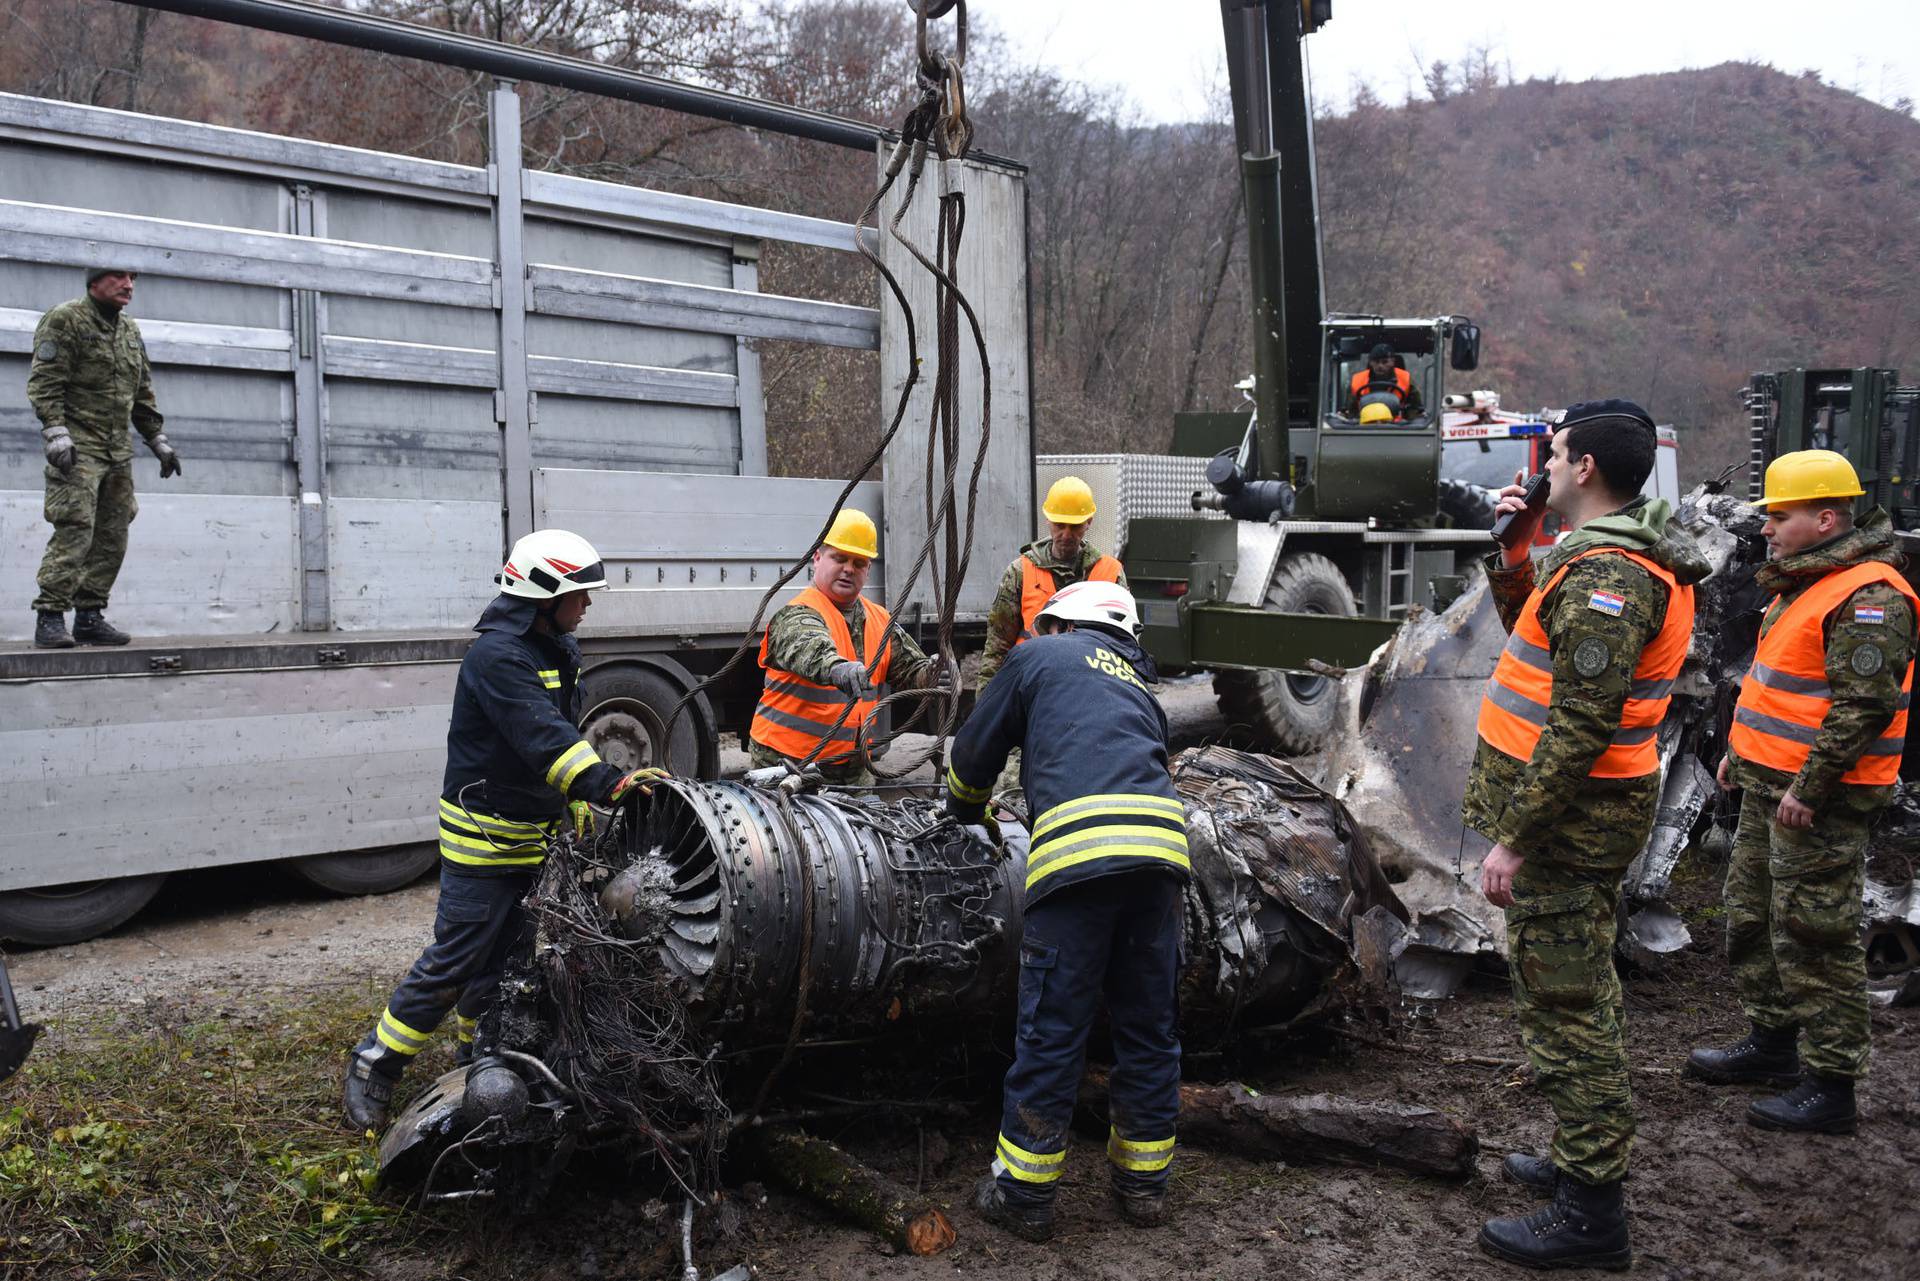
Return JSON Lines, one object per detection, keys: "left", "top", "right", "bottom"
{"left": 1587, "top": 589, "right": 1626, "bottom": 617}
{"left": 1853, "top": 605, "right": 1885, "bottom": 625}
{"left": 33, "top": 340, "right": 57, "bottom": 362}
{"left": 1573, "top": 636, "right": 1612, "bottom": 678}
{"left": 1851, "top": 643, "right": 1885, "bottom": 677}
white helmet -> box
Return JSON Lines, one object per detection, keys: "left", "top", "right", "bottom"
{"left": 496, "top": 529, "right": 607, "bottom": 600}
{"left": 1034, "top": 580, "right": 1140, "bottom": 638}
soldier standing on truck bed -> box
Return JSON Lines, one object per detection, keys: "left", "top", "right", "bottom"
{"left": 1690, "top": 450, "right": 1916, "bottom": 1135}
{"left": 26, "top": 268, "right": 181, "bottom": 649}
{"left": 1466, "top": 400, "right": 1709, "bottom": 1271}
{"left": 748, "top": 508, "right": 941, "bottom": 787}
{"left": 342, "top": 530, "right": 667, "bottom": 1133}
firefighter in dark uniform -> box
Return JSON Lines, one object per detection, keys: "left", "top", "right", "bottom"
{"left": 946, "top": 581, "right": 1189, "bottom": 1243}
{"left": 342, "top": 529, "right": 666, "bottom": 1132}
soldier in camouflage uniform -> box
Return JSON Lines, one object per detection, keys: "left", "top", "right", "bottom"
{"left": 748, "top": 509, "right": 939, "bottom": 787}
{"left": 1689, "top": 451, "right": 1916, "bottom": 1136}
{"left": 26, "top": 268, "right": 181, "bottom": 648}
{"left": 977, "top": 476, "right": 1127, "bottom": 691}
{"left": 1465, "top": 401, "right": 1709, "bottom": 1272}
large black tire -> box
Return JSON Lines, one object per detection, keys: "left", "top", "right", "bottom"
{"left": 288, "top": 843, "right": 437, "bottom": 896}
{"left": 0, "top": 873, "right": 168, "bottom": 945}
{"left": 1212, "top": 552, "right": 1359, "bottom": 756}
{"left": 578, "top": 664, "right": 712, "bottom": 780}
{"left": 1436, "top": 478, "right": 1498, "bottom": 530}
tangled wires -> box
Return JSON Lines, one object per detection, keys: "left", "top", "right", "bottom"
{"left": 525, "top": 823, "right": 730, "bottom": 1202}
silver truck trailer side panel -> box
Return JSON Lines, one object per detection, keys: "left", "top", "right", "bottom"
{"left": 0, "top": 660, "right": 452, "bottom": 890}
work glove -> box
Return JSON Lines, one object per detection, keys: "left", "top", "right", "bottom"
{"left": 827, "top": 659, "right": 871, "bottom": 699}
{"left": 918, "top": 655, "right": 958, "bottom": 693}
{"left": 147, "top": 433, "right": 181, "bottom": 479}
{"left": 962, "top": 816, "right": 1004, "bottom": 860}
{"left": 41, "top": 425, "right": 74, "bottom": 474}
{"left": 609, "top": 766, "right": 672, "bottom": 803}
{"left": 568, "top": 799, "right": 596, "bottom": 842}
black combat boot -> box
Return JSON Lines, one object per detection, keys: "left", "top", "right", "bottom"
{"left": 1747, "top": 1072, "right": 1857, "bottom": 1135}
{"left": 1111, "top": 1184, "right": 1169, "bottom": 1227}
{"left": 342, "top": 1049, "right": 400, "bottom": 1134}
{"left": 33, "top": 611, "right": 74, "bottom": 649}
{"left": 71, "top": 608, "right": 130, "bottom": 646}
{"left": 1502, "top": 1151, "right": 1557, "bottom": 1195}
{"left": 972, "top": 1174, "right": 1054, "bottom": 1243}
{"left": 1479, "top": 1173, "right": 1632, "bottom": 1271}
{"left": 1686, "top": 1024, "right": 1800, "bottom": 1086}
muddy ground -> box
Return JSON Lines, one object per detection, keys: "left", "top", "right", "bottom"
{"left": 7, "top": 679, "right": 1916, "bottom": 1279}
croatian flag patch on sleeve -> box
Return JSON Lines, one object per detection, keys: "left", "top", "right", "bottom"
{"left": 1854, "top": 605, "right": 1885, "bottom": 625}
{"left": 1587, "top": 589, "right": 1627, "bottom": 617}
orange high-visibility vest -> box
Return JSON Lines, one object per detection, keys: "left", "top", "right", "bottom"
{"left": 1476, "top": 547, "right": 1695, "bottom": 778}
{"left": 750, "top": 586, "right": 895, "bottom": 764}
{"left": 1018, "top": 553, "right": 1123, "bottom": 642}
{"left": 1349, "top": 366, "right": 1412, "bottom": 408}
{"left": 1727, "top": 562, "right": 1916, "bottom": 787}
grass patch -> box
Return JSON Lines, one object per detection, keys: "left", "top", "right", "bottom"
{"left": 0, "top": 986, "right": 451, "bottom": 1279}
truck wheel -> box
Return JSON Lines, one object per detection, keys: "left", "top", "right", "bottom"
{"left": 1212, "top": 552, "right": 1358, "bottom": 756}
{"left": 288, "top": 844, "right": 437, "bottom": 896}
{"left": 579, "top": 665, "right": 711, "bottom": 780}
{"left": 1436, "top": 478, "right": 1497, "bottom": 530}
{"left": 0, "top": 874, "right": 168, "bottom": 945}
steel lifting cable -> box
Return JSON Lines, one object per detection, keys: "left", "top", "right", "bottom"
{"left": 664, "top": 1, "right": 990, "bottom": 783}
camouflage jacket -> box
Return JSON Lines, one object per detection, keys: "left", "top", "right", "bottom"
{"left": 1728, "top": 510, "right": 1916, "bottom": 814}
{"left": 977, "top": 540, "right": 1129, "bottom": 688}
{"left": 1462, "top": 497, "right": 1712, "bottom": 869}
{"left": 27, "top": 297, "right": 164, "bottom": 463}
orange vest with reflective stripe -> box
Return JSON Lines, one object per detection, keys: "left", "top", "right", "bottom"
{"left": 751, "top": 586, "right": 895, "bottom": 764}
{"left": 1350, "top": 367, "right": 1412, "bottom": 406}
{"left": 1727, "top": 562, "right": 1916, "bottom": 787}
{"left": 1476, "top": 547, "right": 1695, "bottom": 778}
{"left": 1018, "top": 554, "right": 1123, "bottom": 642}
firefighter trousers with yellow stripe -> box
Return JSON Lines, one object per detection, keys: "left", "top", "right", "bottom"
{"left": 353, "top": 866, "right": 538, "bottom": 1080}
{"left": 992, "top": 869, "right": 1183, "bottom": 1208}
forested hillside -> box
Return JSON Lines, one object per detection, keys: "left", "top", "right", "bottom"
{"left": 4, "top": 0, "right": 1916, "bottom": 483}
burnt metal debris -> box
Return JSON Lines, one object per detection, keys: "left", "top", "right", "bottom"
{"left": 376, "top": 745, "right": 1407, "bottom": 1202}
{"left": 1326, "top": 481, "right": 1919, "bottom": 995}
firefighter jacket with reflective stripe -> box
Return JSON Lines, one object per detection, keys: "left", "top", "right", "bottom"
{"left": 751, "top": 585, "right": 895, "bottom": 765}
{"left": 1729, "top": 562, "right": 1916, "bottom": 788}
{"left": 946, "top": 628, "right": 1188, "bottom": 903}
{"left": 1476, "top": 547, "right": 1695, "bottom": 778}
{"left": 1348, "top": 366, "right": 1412, "bottom": 409}
{"left": 440, "top": 595, "right": 622, "bottom": 871}
{"left": 1018, "top": 552, "right": 1123, "bottom": 641}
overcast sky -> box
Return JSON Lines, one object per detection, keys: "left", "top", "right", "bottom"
{"left": 978, "top": 0, "right": 1920, "bottom": 122}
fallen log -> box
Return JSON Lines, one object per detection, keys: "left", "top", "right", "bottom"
{"left": 746, "top": 1125, "right": 958, "bottom": 1256}
{"left": 1083, "top": 1072, "right": 1477, "bottom": 1180}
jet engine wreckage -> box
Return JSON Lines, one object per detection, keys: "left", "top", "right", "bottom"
{"left": 375, "top": 746, "right": 1467, "bottom": 1220}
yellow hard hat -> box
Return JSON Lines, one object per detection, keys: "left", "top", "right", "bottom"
{"left": 821, "top": 508, "right": 878, "bottom": 559}
{"left": 1750, "top": 449, "right": 1864, "bottom": 508}
{"left": 1358, "top": 402, "right": 1394, "bottom": 425}
{"left": 1042, "top": 476, "right": 1097, "bottom": 525}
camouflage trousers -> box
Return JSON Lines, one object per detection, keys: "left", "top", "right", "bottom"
{"left": 1505, "top": 859, "right": 1633, "bottom": 1185}
{"left": 1724, "top": 789, "right": 1870, "bottom": 1079}
{"left": 32, "top": 454, "right": 136, "bottom": 613}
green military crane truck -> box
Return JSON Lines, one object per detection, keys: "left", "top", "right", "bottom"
{"left": 1115, "top": 1, "right": 1510, "bottom": 752}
